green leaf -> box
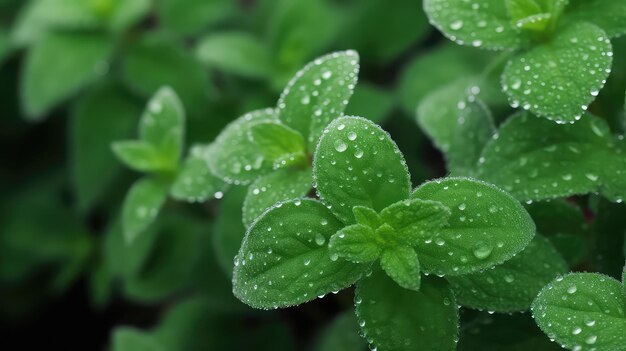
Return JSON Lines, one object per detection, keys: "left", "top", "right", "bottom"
{"left": 248, "top": 121, "right": 306, "bottom": 165}
{"left": 527, "top": 200, "right": 588, "bottom": 266}
{"left": 355, "top": 269, "right": 459, "bottom": 351}
{"left": 21, "top": 32, "right": 112, "bottom": 119}
{"left": 344, "top": 82, "right": 393, "bottom": 124}
{"left": 11, "top": 0, "right": 103, "bottom": 47}
{"left": 502, "top": 22, "right": 612, "bottom": 122}
{"left": 70, "top": 83, "right": 140, "bottom": 211}
{"left": 138, "top": 86, "right": 185, "bottom": 167}
{"left": 352, "top": 206, "right": 382, "bottom": 229}
{"left": 314, "top": 116, "right": 411, "bottom": 225}
{"left": 121, "top": 34, "right": 211, "bottom": 118}
{"left": 112, "top": 141, "right": 169, "bottom": 172}
{"left": 170, "top": 144, "right": 226, "bottom": 202}
{"left": 329, "top": 224, "right": 381, "bottom": 263}
{"left": 242, "top": 167, "right": 311, "bottom": 228}
{"left": 448, "top": 236, "right": 567, "bottom": 312}
{"left": 314, "top": 312, "right": 367, "bottom": 351}
{"left": 112, "top": 327, "right": 162, "bottom": 351}
{"left": 380, "top": 246, "right": 421, "bottom": 291}
{"left": 379, "top": 198, "right": 451, "bottom": 246}
{"left": 157, "top": 0, "right": 234, "bottom": 37}
{"left": 411, "top": 177, "right": 535, "bottom": 276}
{"left": 458, "top": 313, "right": 563, "bottom": 351}
{"left": 589, "top": 197, "right": 626, "bottom": 278}
{"left": 108, "top": 0, "right": 151, "bottom": 32}
{"left": 532, "top": 273, "right": 626, "bottom": 351}
{"left": 213, "top": 187, "right": 247, "bottom": 276}
{"left": 122, "top": 213, "right": 203, "bottom": 302}
{"left": 277, "top": 50, "right": 359, "bottom": 149}
{"left": 196, "top": 32, "right": 273, "bottom": 78}
{"left": 424, "top": 0, "right": 530, "bottom": 50}
{"left": 417, "top": 78, "right": 496, "bottom": 176}
{"left": 565, "top": 0, "right": 626, "bottom": 38}
{"left": 122, "top": 178, "right": 169, "bottom": 244}
{"left": 232, "top": 199, "right": 367, "bottom": 309}
{"left": 477, "top": 112, "right": 623, "bottom": 202}
{"left": 398, "top": 43, "right": 493, "bottom": 114}
{"left": 338, "top": 0, "right": 430, "bottom": 63}
{"left": 208, "top": 108, "right": 278, "bottom": 185}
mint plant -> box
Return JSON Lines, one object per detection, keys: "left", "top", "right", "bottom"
{"left": 208, "top": 50, "right": 359, "bottom": 227}
{"left": 424, "top": 0, "right": 625, "bottom": 122}
{"left": 112, "top": 87, "right": 224, "bottom": 242}
{"left": 233, "top": 116, "right": 539, "bottom": 350}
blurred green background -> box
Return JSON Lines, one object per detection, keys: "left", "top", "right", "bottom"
{"left": 1, "top": 0, "right": 624, "bottom": 350}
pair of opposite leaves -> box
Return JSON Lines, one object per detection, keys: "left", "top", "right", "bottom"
{"left": 233, "top": 116, "right": 539, "bottom": 350}
{"left": 425, "top": 0, "right": 625, "bottom": 123}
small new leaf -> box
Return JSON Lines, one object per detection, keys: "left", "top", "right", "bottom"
{"left": 278, "top": 50, "right": 359, "bottom": 149}
{"left": 314, "top": 116, "right": 411, "bottom": 225}
{"left": 380, "top": 246, "right": 421, "bottom": 291}
{"left": 139, "top": 86, "right": 185, "bottom": 167}
{"left": 412, "top": 177, "right": 535, "bottom": 276}
{"left": 355, "top": 269, "right": 459, "bottom": 351}
{"left": 232, "top": 199, "right": 368, "bottom": 309}
{"left": 379, "top": 198, "right": 451, "bottom": 246}
{"left": 112, "top": 141, "right": 169, "bottom": 173}
{"left": 532, "top": 273, "right": 626, "bottom": 351}
{"left": 329, "top": 224, "right": 381, "bottom": 263}
{"left": 352, "top": 206, "right": 382, "bottom": 229}
{"left": 248, "top": 122, "right": 306, "bottom": 166}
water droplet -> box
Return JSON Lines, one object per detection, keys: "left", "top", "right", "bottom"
{"left": 473, "top": 244, "right": 493, "bottom": 260}
{"left": 334, "top": 140, "right": 348, "bottom": 152}
{"left": 567, "top": 285, "right": 577, "bottom": 294}
{"left": 348, "top": 132, "right": 357, "bottom": 140}
{"left": 315, "top": 233, "right": 326, "bottom": 246}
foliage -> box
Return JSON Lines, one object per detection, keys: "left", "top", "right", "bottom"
{"left": 2, "top": 0, "right": 626, "bottom": 350}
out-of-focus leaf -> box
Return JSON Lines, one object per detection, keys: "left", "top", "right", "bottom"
{"left": 213, "top": 186, "right": 247, "bottom": 276}
{"left": 157, "top": 0, "right": 235, "bottom": 37}
{"left": 108, "top": 0, "right": 151, "bottom": 32}
{"left": 121, "top": 177, "right": 169, "bottom": 244}
{"left": 121, "top": 34, "right": 212, "bottom": 118}
{"left": 314, "top": 312, "right": 367, "bottom": 351}
{"left": 398, "top": 43, "right": 492, "bottom": 115}
{"left": 527, "top": 199, "right": 588, "bottom": 266}
{"left": 70, "top": 83, "right": 141, "bottom": 211}
{"left": 345, "top": 82, "right": 394, "bottom": 124}
{"left": 21, "top": 31, "right": 112, "bottom": 119}
{"left": 0, "top": 28, "right": 9, "bottom": 64}
{"left": 112, "top": 327, "right": 162, "bottom": 351}
{"left": 339, "top": 0, "right": 430, "bottom": 63}
{"left": 196, "top": 32, "right": 273, "bottom": 79}
{"left": 170, "top": 144, "right": 227, "bottom": 203}
{"left": 590, "top": 196, "right": 626, "bottom": 279}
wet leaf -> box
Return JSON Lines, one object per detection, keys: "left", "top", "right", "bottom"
{"left": 532, "top": 273, "right": 626, "bottom": 351}
{"left": 502, "top": 22, "right": 612, "bottom": 122}
{"left": 412, "top": 177, "right": 535, "bottom": 276}
{"left": 380, "top": 246, "right": 421, "bottom": 291}
{"left": 314, "top": 116, "right": 411, "bottom": 225}
{"left": 424, "top": 0, "right": 530, "bottom": 50}
{"left": 242, "top": 167, "right": 311, "bottom": 228}
{"left": 232, "top": 199, "right": 367, "bottom": 309}
{"left": 564, "top": 0, "right": 626, "bottom": 39}
{"left": 329, "top": 224, "right": 381, "bottom": 263}
{"left": 170, "top": 144, "right": 226, "bottom": 202}
{"left": 208, "top": 108, "right": 278, "bottom": 185}
{"left": 122, "top": 177, "right": 169, "bottom": 243}
{"left": 355, "top": 269, "right": 458, "bottom": 351}
{"left": 448, "top": 236, "right": 568, "bottom": 312}
{"left": 478, "top": 112, "right": 625, "bottom": 202}
{"left": 277, "top": 50, "right": 359, "bottom": 149}
{"left": 417, "top": 78, "right": 496, "bottom": 176}
{"left": 248, "top": 121, "right": 306, "bottom": 167}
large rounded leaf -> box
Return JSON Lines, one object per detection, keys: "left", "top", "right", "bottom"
{"left": 314, "top": 116, "right": 411, "bottom": 225}
{"left": 232, "top": 199, "right": 367, "bottom": 309}
{"left": 411, "top": 177, "right": 535, "bottom": 276}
